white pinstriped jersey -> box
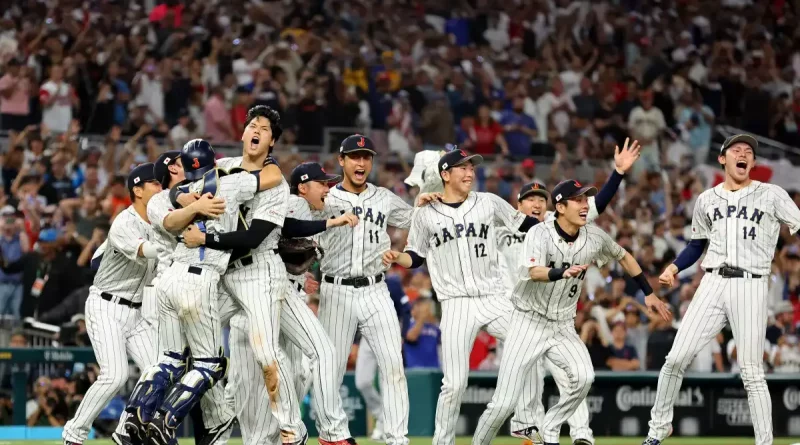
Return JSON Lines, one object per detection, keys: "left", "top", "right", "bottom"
{"left": 692, "top": 181, "right": 800, "bottom": 276}
{"left": 146, "top": 190, "right": 177, "bottom": 277}
{"left": 283, "top": 194, "right": 316, "bottom": 285}
{"left": 167, "top": 171, "right": 258, "bottom": 275}
{"left": 513, "top": 221, "right": 625, "bottom": 320}
{"left": 496, "top": 199, "right": 600, "bottom": 292}
{"left": 317, "top": 183, "right": 412, "bottom": 278}
{"left": 405, "top": 192, "right": 526, "bottom": 300}
{"left": 91, "top": 206, "right": 155, "bottom": 303}
{"left": 217, "top": 157, "right": 290, "bottom": 253}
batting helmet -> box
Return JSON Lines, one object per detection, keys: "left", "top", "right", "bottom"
{"left": 181, "top": 139, "right": 216, "bottom": 181}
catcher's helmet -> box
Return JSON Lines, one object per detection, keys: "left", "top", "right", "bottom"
{"left": 181, "top": 139, "right": 216, "bottom": 181}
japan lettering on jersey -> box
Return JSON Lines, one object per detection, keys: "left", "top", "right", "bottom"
{"left": 406, "top": 192, "right": 526, "bottom": 300}
{"left": 317, "top": 183, "right": 412, "bottom": 277}
{"left": 217, "top": 157, "right": 289, "bottom": 253}
{"left": 496, "top": 197, "right": 600, "bottom": 293}
{"left": 692, "top": 181, "right": 800, "bottom": 275}
{"left": 167, "top": 171, "right": 258, "bottom": 274}
{"left": 513, "top": 221, "right": 625, "bottom": 320}
{"left": 91, "top": 207, "right": 155, "bottom": 303}
{"left": 147, "top": 190, "right": 177, "bottom": 277}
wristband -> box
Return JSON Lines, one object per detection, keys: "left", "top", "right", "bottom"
{"left": 548, "top": 268, "right": 566, "bottom": 282}
{"left": 633, "top": 272, "right": 653, "bottom": 295}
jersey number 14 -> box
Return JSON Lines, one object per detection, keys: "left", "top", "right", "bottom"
{"left": 742, "top": 226, "right": 756, "bottom": 240}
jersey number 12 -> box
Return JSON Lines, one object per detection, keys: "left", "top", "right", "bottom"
{"left": 474, "top": 243, "right": 487, "bottom": 257}
{"left": 742, "top": 226, "right": 756, "bottom": 240}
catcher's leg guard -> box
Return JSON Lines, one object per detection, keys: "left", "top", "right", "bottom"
{"left": 125, "top": 348, "right": 189, "bottom": 424}
{"left": 156, "top": 351, "right": 229, "bottom": 430}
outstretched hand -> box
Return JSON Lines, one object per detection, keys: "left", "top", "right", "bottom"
{"left": 614, "top": 137, "right": 641, "bottom": 174}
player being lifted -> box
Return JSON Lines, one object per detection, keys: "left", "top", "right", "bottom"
{"left": 472, "top": 179, "right": 672, "bottom": 445}
{"left": 643, "top": 135, "right": 800, "bottom": 445}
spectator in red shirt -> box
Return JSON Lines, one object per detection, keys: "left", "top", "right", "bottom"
{"left": 467, "top": 104, "right": 508, "bottom": 156}
{"left": 230, "top": 87, "right": 251, "bottom": 139}
{"left": 469, "top": 331, "right": 498, "bottom": 370}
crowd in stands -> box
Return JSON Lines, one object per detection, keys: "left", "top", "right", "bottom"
{"left": 2, "top": 0, "right": 800, "bottom": 425}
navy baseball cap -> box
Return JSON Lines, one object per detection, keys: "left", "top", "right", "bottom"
{"left": 518, "top": 182, "right": 549, "bottom": 201}
{"left": 127, "top": 163, "right": 159, "bottom": 191}
{"left": 438, "top": 148, "right": 483, "bottom": 174}
{"left": 154, "top": 151, "right": 180, "bottom": 188}
{"left": 719, "top": 134, "right": 758, "bottom": 155}
{"left": 339, "top": 134, "right": 377, "bottom": 156}
{"left": 290, "top": 162, "right": 340, "bottom": 192}
{"left": 551, "top": 179, "right": 597, "bottom": 206}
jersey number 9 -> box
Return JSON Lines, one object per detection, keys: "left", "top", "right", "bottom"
{"left": 569, "top": 284, "right": 579, "bottom": 299}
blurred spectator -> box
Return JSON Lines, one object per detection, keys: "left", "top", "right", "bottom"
{"left": 677, "top": 88, "right": 715, "bottom": 166}
{"left": 204, "top": 87, "right": 235, "bottom": 142}
{"left": 581, "top": 319, "right": 611, "bottom": 370}
{"left": 628, "top": 89, "right": 666, "bottom": 174}
{"left": 26, "top": 376, "right": 68, "bottom": 426}
{"left": 608, "top": 322, "right": 641, "bottom": 371}
{"left": 0, "top": 228, "right": 83, "bottom": 319}
{"left": 0, "top": 206, "right": 29, "bottom": 318}
{"left": 403, "top": 298, "right": 441, "bottom": 369}
{"left": 39, "top": 64, "right": 78, "bottom": 134}
{"left": 688, "top": 333, "right": 725, "bottom": 373}
{"left": 726, "top": 336, "right": 772, "bottom": 374}
{"left": 770, "top": 334, "right": 800, "bottom": 373}
{"left": 470, "top": 330, "right": 497, "bottom": 371}
{"left": 767, "top": 300, "right": 797, "bottom": 345}
{"left": 646, "top": 306, "right": 678, "bottom": 370}
{"left": 499, "top": 97, "right": 537, "bottom": 158}
{"left": 0, "top": 59, "right": 31, "bottom": 131}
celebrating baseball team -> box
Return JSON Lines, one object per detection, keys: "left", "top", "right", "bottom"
{"left": 61, "top": 103, "right": 800, "bottom": 445}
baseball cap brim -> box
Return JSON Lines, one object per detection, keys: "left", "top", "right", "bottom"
{"left": 342, "top": 147, "right": 377, "bottom": 155}
{"left": 519, "top": 188, "right": 550, "bottom": 201}
{"left": 720, "top": 134, "right": 758, "bottom": 154}
{"left": 314, "top": 173, "right": 341, "bottom": 183}
{"left": 443, "top": 154, "right": 483, "bottom": 171}
{"left": 575, "top": 186, "right": 598, "bottom": 198}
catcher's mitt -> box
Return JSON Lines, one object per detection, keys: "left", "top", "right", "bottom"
{"left": 278, "top": 237, "right": 324, "bottom": 275}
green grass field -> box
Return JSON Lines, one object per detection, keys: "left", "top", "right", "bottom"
{"left": 2, "top": 437, "right": 798, "bottom": 445}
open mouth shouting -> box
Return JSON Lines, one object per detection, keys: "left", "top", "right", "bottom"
{"left": 531, "top": 209, "right": 542, "bottom": 217}
{"left": 354, "top": 168, "right": 366, "bottom": 181}
{"left": 250, "top": 136, "right": 260, "bottom": 151}
{"left": 579, "top": 209, "right": 588, "bottom": 220}
{"left": 735, "top": 159, "right": 748, "bottom": 175}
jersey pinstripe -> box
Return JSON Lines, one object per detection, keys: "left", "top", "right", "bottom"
{"left": 406, "top": 192, "right": 526, "bottom": 300}
{"left": 692, "top": 181, "right": 800, "bottom": 275}
{"left": 283, "top": 195, "right": 316, "bottom": 286}
{"left": 146, "top": 190, "right": 176, "bottom": 277}
{"left": 91, "top": 206, "right": 155, "bottom": 303}
{"left": 167, "top": 171, "right": 258, "bottom": 274}
{"left": 317, "top": 184, "right": 412, "bottom": 277}
{"left": 496, "top": 199, "right": 600, "bottom": 292}
{"left": 513, "top": 221, "right": 626, "bottom": 320}
{"left": 217, "top": 157, "right": 289, "bottom": 253}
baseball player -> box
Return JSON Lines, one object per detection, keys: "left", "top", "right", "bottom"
{"left": 383, "top": 148, "right": 551, "bottom": 445}
{"left": 643, "top": 134, "right": 800, "bottom": 445}
{"left": 130, "top": 139, "right": 285, "bottom": 445}
{"left": 472, "top": 179, "right": 672, "bottom": 445}
{"left": 62, "top": 164, "right": 164, "bottom": 445}
{"left": 198, "top": 156, "right": 361, "bottom": 443}
{"left": 122, "top": 151, "right": 234, "bottom": 445}
{"left": 315, "top": 134, "right": 413, "bottom": 445}
{"left": 494, "top": 139, "right": 641, "bottom": 445}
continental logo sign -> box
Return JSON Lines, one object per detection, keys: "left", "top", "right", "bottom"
{"left": 0, "top": 351, "right": 11, "bottom": 360}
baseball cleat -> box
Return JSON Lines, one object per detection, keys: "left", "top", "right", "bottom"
{"left": 641, "top": 438, "right": 662, "bottom": 445}
{"left": 112, "top": 432, "right": 135, "bottom": 445}
{"left": 124, "top": 417, "right": 147, "bottom": 445}
{"left": 197, "top": 416, "right": 236, "bottom": 445}
{"left": 146, "top": 415, "right": 177, "bottom": 445}
{"left": 511, "top": 426, "right": 544, "bottom": 445}
{"left": 573, "top": 440, "right": 593, "bottom": 445}
{"left": 318, "top": 439, "right": 358, "bottom": 445}
{"left": 64, "top": 441, "right": 82, "bottom": 445}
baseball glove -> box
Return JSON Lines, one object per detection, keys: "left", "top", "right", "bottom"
{"left": 278, "top": 237, "right": 324, "bottom": 275}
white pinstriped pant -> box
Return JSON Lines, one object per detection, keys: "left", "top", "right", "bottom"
{"left": 648, "top": 273, "right": 772, "bottom": 445}
{"left": 63, "top": 291, "right": 156, "bottom": 443}
{"left": 528, "top": 360, "right": 594, "bottom": 444}
{"left": 434, "top": 296, "right": 540, "bottom": 445}
{"left": 354, "top": 338, "right": 382, "bottom": 426}
{"left": 319, "top": 279, "right": 409, "bottom": 445}
{"left": 473, "top": 309, "right": 593, "bottom": 445}
{"left": 151, "top": 273, "right": 233, "bottom": 433}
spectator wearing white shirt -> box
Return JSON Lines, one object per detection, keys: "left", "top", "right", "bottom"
{"left": 770, "top": 335, "right": 800, "bottom": 373}
{"left": 39, "top": 64, "right": 78, "bottom": 134}
{"left": 132, "top": 55, "right": 164, "bottom": 125}
{"left": 168, "top": 111, "right": 193, "bottom": 150}
{"left": 628, "top": 88, "right": 666, "bottom": 175}
{"left": 232, "top": 43, "right": 261, "bottom": 90}
{"left": 538, "top": 77, "right": 575, "bottom": 138}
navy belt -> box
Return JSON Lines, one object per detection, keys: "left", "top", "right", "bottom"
{"left": 100, "top": 292, "right": 142, "bottom": 308}
{"left": 323, "top": 274, "right": 384, "bottom": 288}
{"left": 705, "top": 267, "right": 761, "bottom": 279}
